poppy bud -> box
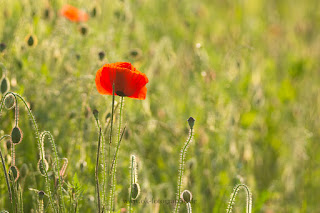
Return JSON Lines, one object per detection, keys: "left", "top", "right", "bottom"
{"left": 43, "top": 7, "right": 53, "bottom": 20}
{"left": 79, "top": 25, "right": 88, "bottom": 35}
{"left": 105, "top": 112, "right": 111, "bottom": 121}
{"left": 187, "top": 117, "right": 195, "bottom": 129}
{"left": 93, "top": 109, "right": 99, "bottom": 120}
{"left": 9, "top": 165, "right": 20, "bottom": 182}
{"left": 25, "top": 34, "right": 38, "bottom": 47}
{"left": 38, "top": 158, "right": 49, "bottom": 176}
{"left": 4, "top": 94, "right": 15, "bottom": 109}
{"left": 180, "top": 190, "right": 192, "bottom": 203}
{"left": 79, "top": 160, "right": 87, "bottom": 172}
{"left": 6, "top": 139, "right": 11, "bottom": 151}
{"left": 38, "top": 191, "right": 45, "bottom": 200}
{"left": 98, "top": 51, "right": 105, "bottom": 61}
{"left": 0, "top": 43, "right": 6, "bottom": 52}
{"left": 91, "top": 7, "right": 97, "bottom": 17}
{"left": 129, "top": 48, "right": 142, "bottom": 60}
{"left": 131, "top": 183, "right": 140, "bottom": 200}
{"left": 11, "top": 126, "right": 23, "bottom": 144}
{"left": 1, "top": 77, "right": 10, "bottom": 94}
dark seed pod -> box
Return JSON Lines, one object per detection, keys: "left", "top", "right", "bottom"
{"left": 131, "top": 183, "right": 140, "bottom": 200}
{"left": 93, "top": 109, "right": 99, "bottom": 120}
{"left": 1, "top": 77, "right": 10, "bottom": 94}
{"left": 79, "top": 25, "right": 88, "bottom": 36}
{"left": 98, "top": 51, "right": 105, "bottom": 61}
{"left": 6, "top": 139, "right": 11, "bottom": 151}
{"left": 37, "top": 158, "right": 49, "bottom": 176}
{"left": 4, "top": 94, "right": 15, "bottom": 109}
{"left": 38, "top": 191, "right": 45, "bottom": 200}
{"left": 129, "top": 48, "right": 142, "bottom": 60}
{"left": 180, "top": 190, "right": 192, "bottom": 203}
{"left": 9, "top": 165, "right": 20, "bottom": 182}
{"left": 187, "top": 117, "right": 195, "bottom": 129}
{"left": 105, "top": 112, "right": 111, "bottom": 121}
{"left": 25, "top": 34, "right": 38, "bottom": 47}
{"left": 43, "top": 7, "right": 53, "bottom": 20}
{"left": 0, "top": 43, "right": 6, "bottom": 52}
{"left": 11, "top": 126, "right": 23, "bottom": 144}
{"left": 76, "top": 54, "right": 81, "bottom": 60}
{"left": 91, "top": 7, "right": 97, "bottom": 17}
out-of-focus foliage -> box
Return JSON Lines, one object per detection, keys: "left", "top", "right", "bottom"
{"left": 0, "top": 0, "right": 319, "bottom": 212}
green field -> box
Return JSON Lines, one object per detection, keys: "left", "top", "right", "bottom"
{"left": 1, "top": 0, "right": 320, "bottom": 212}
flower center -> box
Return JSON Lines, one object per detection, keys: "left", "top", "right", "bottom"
{"left": 116, "top": 91, "right": 127, "bottom": 97}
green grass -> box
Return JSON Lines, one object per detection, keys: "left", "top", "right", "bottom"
{"left": 1, "top": 0, "right": 320, "bottom": 212}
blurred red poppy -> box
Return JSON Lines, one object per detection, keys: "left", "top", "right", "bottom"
{"left": 95, "top": 62, "right": 148, "bottom": 100}
{"left": 60, "top": 4, "right": 89, "bottom": 22}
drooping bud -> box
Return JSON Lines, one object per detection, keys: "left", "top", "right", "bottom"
{"left": 93, "top": 109, "right": 99, "bottom": 120}
{"left": 9, "top": 165, "right": 20, "bottom": 182}
{"left": 180, "top": 190, "right": 192, "bottom": 203}
{"left": 91, "top": 7, "right": 97, "bottom": 17}
{"left": 37, "top": 158, "right": 49, "bottom": 176}
{"left": 0, "top": 43, "right": 6, "bottom": 52}
{"left": 129, "top": 48, "right": 142, "bottom": 60}
{"left": 187, "top": 117, "right": 195, "bottom": 129}
{"left": 25, "top": 34, "right": 38, "bottom": 47}
{"left": 79, "top": 25, "right": 88, "bottom": 36}
{"left": 38, "top": 190, "right": 45, "bottom": 199}
{"left": 11, "top": 126, "right": 23, "bottom": 144}
{"left": 4, "top": 94, "right": 15, "bottom": 109}
{"left": 1, "top": 77, "right": 10, "bottom": 94}
{"left": 131, "top": 183, "right": 140, "bottom": 200}
{"left": 98, "top": 51, "right": 105, "bottom": 61}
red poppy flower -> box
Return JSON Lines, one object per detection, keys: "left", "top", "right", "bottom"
{"left": 60, "top": 4, "right": 89, "bottom": 22}
{"left": 95, "top": 62, "right": 149, "bottom": 100}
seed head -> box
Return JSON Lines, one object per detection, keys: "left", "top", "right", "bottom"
{"left": 11, "top": 126, "right": 23, "bottom": 144}
{"left": 187, "top": 117, "right": 195, "bottom": 129}
{"left": 1, "top": 77, "right": 10, "bottom": 94}
{"left": 180, "top": 190, "right": 192, "bottom": 203}
{"left": 131, "top": 183, "right": 140, "bottom": 200}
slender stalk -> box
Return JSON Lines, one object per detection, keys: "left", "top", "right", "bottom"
{"left": 14, "top": 93, "right": 57, "bottom": 213}
{"left": 128, "top": 155, "right": 134, "bottom": 213}
{"left": 107, "top": 84, "right": 116, "bottom": 211}
{"left": 95, "top": 128, "right": 102, "bottom": 213}
{"left": 174, "top": 128, "right": 194, "bottom": 213}
{"left": 226, "top": 184, "right": 252, "bottom": 213}
{"left": 40, "top": 131, "right": 65, "bottom": 212}
{"left": 109, "top": 122, "right": 125, "bottom": 212}
{"left": 186, "top": 203, "right": 192, "bottom": 213}
{"left": 0, "top": 135, "right": 12, "bottom": 202}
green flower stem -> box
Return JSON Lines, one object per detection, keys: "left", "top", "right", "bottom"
{"left": 7, "top": 92, "right": 57, "bottom": 213}
{"left": 128, "top": 155, "right": 134, "bottom": 213}
{"left": 174, "top": 128, "right": 194, "bottom": 213}
{"left": 107, "top": 84, "right": 116, "bottom": 210}
{"left": 186, "top": 203, "right": 192, "bottom": 213}
{"left": 109, "top": 96, "right": 124, "bottom": 212}
{"left": 0, "top": 134, "right": 12, "bottom": 203}
{"left": 40, "top": 131, "right": 65, "bottom": 212}
{"left": 95, "top": 128, "right": 102, "bottom": 213}
{"left": 226, "top": 184, "right": 252, "bottom": 213}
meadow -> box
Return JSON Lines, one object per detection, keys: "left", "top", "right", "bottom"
{"left": 0, "top": 0, "right": 320, "bottom": 212}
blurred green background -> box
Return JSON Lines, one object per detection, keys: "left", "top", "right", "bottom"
{"left": 1, "top": 0, "right": 320, "bottom": 212}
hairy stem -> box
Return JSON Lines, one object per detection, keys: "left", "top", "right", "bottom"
{"left": 95, "top": 128, "right": 102, "bottom": 213}
{"left": 226, "top": 184, "right": 252, "bottom": 213}
{"left": 0, "top": 134, "right": 12, "bottom": 202}
{"left": 174, "top": 128, "right": 194, "bottom": 213}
